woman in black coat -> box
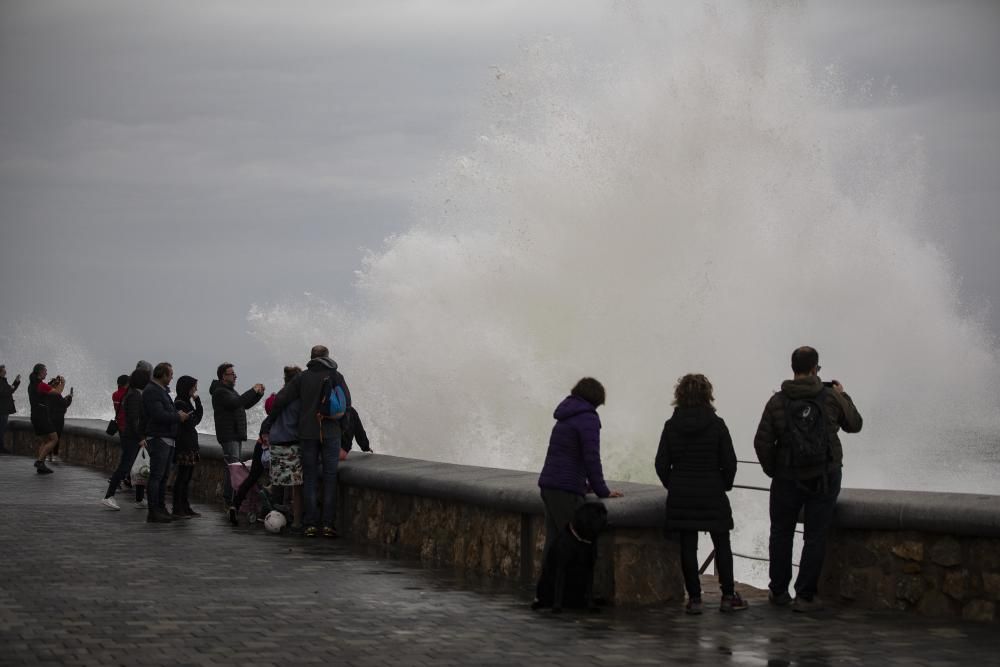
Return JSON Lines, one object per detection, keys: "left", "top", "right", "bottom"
{"left": 654, "top": 373, "right": 746, "bottom": 614}
{"left": 172, "top": 375, "right": 204, "bottom": 518}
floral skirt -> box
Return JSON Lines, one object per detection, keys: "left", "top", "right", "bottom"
{"left": 174, "top": 449, "right": 200, "bottom": 466}
{"left": 269, "top": 443, "right": 303, "bottom": 486}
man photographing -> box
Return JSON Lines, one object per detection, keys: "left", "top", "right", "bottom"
{"left": 753, "top": 346, "right": 863, "bottom": 612}
{"left": 211, "top": 363, "right": 265, "bottom": 506}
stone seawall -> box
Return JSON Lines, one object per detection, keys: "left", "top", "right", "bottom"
{"left": 4, "top": 418, "right": 998, "bottom": 621}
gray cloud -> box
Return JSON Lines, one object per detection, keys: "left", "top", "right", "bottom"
{"left": 1, "top": 1, "right": 997, "bottom": 397}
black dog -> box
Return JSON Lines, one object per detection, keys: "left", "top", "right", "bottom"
{"left": 532, "top": 502, "right": 608, "bottom": 612}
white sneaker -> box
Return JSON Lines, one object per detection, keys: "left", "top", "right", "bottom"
{"left": 134, "top": 499, "right": 147, "bottom": 509}
{"left": 101, "top": 497, "right": 121, "bottom": 511}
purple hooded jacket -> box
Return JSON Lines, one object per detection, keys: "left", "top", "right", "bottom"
{"left": 537, "top": 395, "right": 611, "bottom": 498}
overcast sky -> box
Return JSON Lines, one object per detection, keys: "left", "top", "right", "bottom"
{"left": 1, "top": 1, "right": 997, "bottom": 414}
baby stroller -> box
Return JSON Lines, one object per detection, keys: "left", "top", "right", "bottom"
{"left": 227, "top": 458, "right": 290, "bottom": 526}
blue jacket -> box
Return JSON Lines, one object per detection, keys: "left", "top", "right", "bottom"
{"left": 537, "top": 396, "right": 611, "bottom": 498}
{"left": 143, "top": 382, "right": 180, "bottom": 440}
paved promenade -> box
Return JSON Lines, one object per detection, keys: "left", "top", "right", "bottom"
{"left": 0, "top": 457, "right": 997, "bottom": 666}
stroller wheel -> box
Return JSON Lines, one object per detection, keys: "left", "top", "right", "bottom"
{"left": 247, "top": 512, "right": 257, "bottom": 524}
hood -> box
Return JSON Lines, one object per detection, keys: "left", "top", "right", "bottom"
{"left": 553, "top": 395, "right": 597, "bottom": 421}
{"left": 175, "top": 375, "right": 197, "bottom": 401}
{"left": 307, "top": 356, "right": 338, "bottom": 371}
{"left": 209, "top": 379, "right": 223, "bottom": 395}
{"left": 780, "top": 375, "right": 824, "bottom": 400}
{"left": 669, "top": 405, "right": 716, "bottom": 434}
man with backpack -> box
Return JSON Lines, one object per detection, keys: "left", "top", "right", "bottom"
{"left": 266, "top": 345, "right": 350, "bottom": 538}
{"left": 753, "top": 346, "right": 863, "bottom": 612}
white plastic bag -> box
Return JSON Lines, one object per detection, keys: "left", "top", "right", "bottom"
{"left": 130, "top": 446, "right": 150, "bottom": 485}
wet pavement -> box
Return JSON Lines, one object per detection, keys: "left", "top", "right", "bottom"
{"left": 0, "top": 456, "right": 997, "bottom": 666}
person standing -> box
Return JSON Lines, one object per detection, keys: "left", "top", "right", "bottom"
{"left": 753, "top": 346, "right": 863, "bottom": 611}
{"left": 267, "top": 345, "right": 349, "bottom": 538}
{"left": 142, "top": 362, "right": 189, "bottom": 522}
{"left": 210, "top": 363, "right": 264, "bottom": 506}
{"left": 172, "top": 375, "right": 204, "bottom": 518}
{"left": 655, "top": 373, "right": 746, "bottom": 615}
{"left": 537, "top": 377, "right": 623, "bottom": 560}
{"left": 0, "top": 365, "right": 21, "bottom": 454}
{"left": 28, "top": 364, "right": 57, "bottom": 473}
{"left": 103, "top": 369, "right": 149, "bottom": 510}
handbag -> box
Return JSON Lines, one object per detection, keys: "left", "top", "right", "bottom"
{"left": 106, "top": 419, "right": 119, "bottom": 436}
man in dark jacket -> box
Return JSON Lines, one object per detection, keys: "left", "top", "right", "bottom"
{"left": 267, "top": 345, "right": 350, "bottom": 537}
{"left": 143, "top": 362, "right": 189, "bottom": 523}
{"left": 0, "top": 365, "right": 20, "bottom": 454}
{"left": 754, "top": 346, "right": 863, "bottom": 612}
{"left": 211, "top": 363, "right": 264, "bottom": 505}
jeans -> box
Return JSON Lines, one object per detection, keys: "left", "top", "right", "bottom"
{"left": 232, "top": 441, "right": 266, "bottom": 510}
{"left": 540, "top": 488, "right": 585, "bottom": 561}
{"left": 146, "top": 438, "right": 174, "bottom": 514}
{"left": 768, "top": 468, "right": 842, "bottom": 600}
{"left": 301, "top": 435, "right": 340, "bottom": 529}
{"left": 105, "top": 436, "right": 141, "bottom": 499}
{"left": 679, "top": 530, "right": 735, "bottom": 598}
{"left": 220, "top": 440, "right": 242, "bottom": 503}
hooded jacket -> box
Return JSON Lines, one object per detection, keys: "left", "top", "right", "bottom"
{"left": 753, "top": 375, "right": 863, "bottom": 480}
{"left": 267, "top": 357, "right": 351, "bottom": 441}
{"left": 537, "top": 395, "right": 611, "bottom": 498}
{"left": 174, "top": 375, "right": 204, "bottom": 453}
{"left": 655, "top": 405, "right": 737, "bottom": 532}
{"left": 143, "top": 381, "right": 179, "bottom": 441}
{"left": 210, "top": 379, "right": 263, "bottom": 444}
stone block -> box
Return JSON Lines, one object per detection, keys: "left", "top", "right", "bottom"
{"left": 982, "top": 573, "right": 1000, "bottom": 600}
{"left": 896, "top": 575, "right": 924, "bottom": 604}
{"left": 929, "top": 537, "right": 962, "bottom": 567}
{"left": 969, "top": 539, "right": 1000, "bottom": 571}
{"left": 901, "top": 562, "right": 922, "bottom": 575}
{"left": 961, "top": 600, "right": 996, "bottom": 623}
{"left": 942, "top": 570, "right": 973, "bottom": 600}
{"left": 918, "top": 590, "right": 955, "bottom": 617}
{"left": 891, "top": 540, "right": 924, "bottom": 562}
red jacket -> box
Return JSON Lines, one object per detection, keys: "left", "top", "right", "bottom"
{"left": 112, "top": 387, "right": 127, "bottom": 432}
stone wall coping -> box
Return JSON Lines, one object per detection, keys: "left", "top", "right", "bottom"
{"left": 9, "top": 418, "right": 1000, "bottom": 536}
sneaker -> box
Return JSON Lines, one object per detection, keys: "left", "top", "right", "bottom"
{"left": 228, "top": 506, "right": 238, "bottom": 526}
{"left": 685, "top": 598, "right": 703, "bottom": 615}
{"left": 768, "top": 590, "right": 793, "bottom": 607}
{"left": 720, "top": 593, "right": 749, "bottom": 613}
{"left": 183, "top": 508, "right": 202, "bottom": 518}
{"left": 792, "top": 596, "right": 825, "bottom": 613}
{"left": 101, "top": 497, "right": 121, "bottom": 511}
{"left": 322, "top": 526, "right": 339, "bottom": 539}
{"left": 304, "top": 526, "right": 318, "bottom": 537}
{"left": 146, "top": 512, "right": 173, "bottom": 524}
{"left": 172, "top": 508, "right": 193, "bottom": 520}
{"left": 35, "top": 461, "right": 54, "bottom": 474}
{"left": 134, "top": 499, "right": 147, "bottom": 509}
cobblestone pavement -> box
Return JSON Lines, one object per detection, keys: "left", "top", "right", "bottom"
{"left": 1, "top": 457, "right": 997, "bottom": 666}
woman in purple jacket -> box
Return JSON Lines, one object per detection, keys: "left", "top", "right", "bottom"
{"left": 537, "top": 377, "right": 623, "bottom": 557}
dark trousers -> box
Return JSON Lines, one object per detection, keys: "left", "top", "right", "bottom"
{"left": 540, "top": 488, "right": 584, "bottom": 560}
{"left": 105, "top": 436, "right": 141, "bottom": 499}
{"left": 768, "top": 468, "right": 842, "bottom": 600}
{"left": 0, "top": 413, "right": 9, "bottom": 451}
{"left": 146, "top": 438, "right": 173, "bottom": 514}
{"left": 233, "top": 441, "right": 265, "bottom": 510}
{"left": 173, "top": 464, "right": 194, "bottom": 512}
{"left": 679, "top": 530, "right": 735, "bottom": 598}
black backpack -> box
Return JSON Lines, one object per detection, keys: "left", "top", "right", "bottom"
{"left": 779, "top": 388, "right": 830, "bottom": 470}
